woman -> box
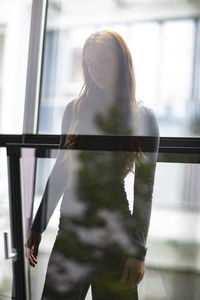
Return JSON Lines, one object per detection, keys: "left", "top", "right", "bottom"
{"left": 26, "top": 30, "right": 159, "bottom": 299}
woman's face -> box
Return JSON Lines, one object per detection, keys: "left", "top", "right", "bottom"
{"left": 84, "top": 42, "right": 119, "bottom": 91}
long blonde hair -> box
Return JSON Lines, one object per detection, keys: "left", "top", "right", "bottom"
{"left": 64, "top": 30, "right": 142, "bottom": 173}
{"left": 78, "top": 30, "right": 136, "bottom": 115}
{"left": 65, "top": 30, "right": 138, "bottom": 141}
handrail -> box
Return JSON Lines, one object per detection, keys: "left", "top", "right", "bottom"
{"left": 2, "top": 135, "right": 200, "bottom": 162}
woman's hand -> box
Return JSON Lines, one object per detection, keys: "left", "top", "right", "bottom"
{"left": 121, "top": 257, "right": 145, "bottom": 289}
{"left": 25, "top": 231, "right": 42, "bottom": 267}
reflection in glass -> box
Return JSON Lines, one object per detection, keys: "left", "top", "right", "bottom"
{"left": 28, "top": 30, "right": 159, "bottom": 299}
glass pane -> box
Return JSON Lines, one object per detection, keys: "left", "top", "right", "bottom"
{"left": 158, "top": 20, "right": 195, "bottom": 136}
{"left": 38, "top": 2, "right": 196, "bottom": 137}
{"left": 33, "top": 1, "right": 200, "bottom": 300}
{"left": 0, "top": 0, "right": 32, "bottom": 134}
{"left": 28, "top": 152, "right": 200, "bottom": 300}
{"left": 138, "top": 161, "right": 200, "bottom": 300}
{"left": 18, "top": 150, "right": 55, "bottom": 300}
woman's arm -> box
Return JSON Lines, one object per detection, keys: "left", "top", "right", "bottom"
{"left": 31, "top": 101, "right": 74, "bottom": 233}
{"left": 121, "top": 108, "right": 159, "bottom": 287}
{"left": 131, "top": 107, "right": 160, "bottom": 260}
{"left": 26, "top": 101, "right": 74, "bottom": 266}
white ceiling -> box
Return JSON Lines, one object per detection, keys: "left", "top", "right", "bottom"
{"left": 47, "top": 0, "right": 200, "bottom": 29}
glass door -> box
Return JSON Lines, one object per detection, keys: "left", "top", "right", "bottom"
{"left": 29, "top": 1, "right": 200, "bottom": 300}
{"left": 4, "top": 0, "right": 200, "bottom": 300}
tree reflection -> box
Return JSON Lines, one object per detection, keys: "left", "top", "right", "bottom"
{"left": 42, "top": 104, "right": 143, "bottom": 299}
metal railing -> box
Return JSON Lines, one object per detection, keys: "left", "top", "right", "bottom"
{"left": 1, "top": 134, "right": 200, "bottom": 299}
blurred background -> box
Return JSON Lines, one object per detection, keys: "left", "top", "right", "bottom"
{"left": 0, "top": 0, "right": 200, "bottom": 299}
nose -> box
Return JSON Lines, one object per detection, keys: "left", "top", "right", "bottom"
{"left": 91, "top": 62, "right": 101, "bottom": 77}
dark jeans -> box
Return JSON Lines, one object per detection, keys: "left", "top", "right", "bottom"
{"left": 42, "top": 230, "right": 138, "bottom": 300}
{"left": 42, "top": 183, "right": 138, "bottom": 299}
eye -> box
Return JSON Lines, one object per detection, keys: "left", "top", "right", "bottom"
{"left": 86, "top": 61, "right": 93, "bottom": 70}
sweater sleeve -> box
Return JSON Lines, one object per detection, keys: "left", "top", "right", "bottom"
{"left": 31, "top": 101, "right": 74, "bottom": 233}
{"left": 130, "top": 107, "right": 159, "bottom": 260}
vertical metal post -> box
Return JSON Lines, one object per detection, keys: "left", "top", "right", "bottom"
{"left": 23, "top": 0, "right": 48, "bottom": 135}
{"left": 7, "top": 146, "right": 27, "bottom": 300}
{"left": 21, "top": 1, "right": 48, "bottom": 297}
